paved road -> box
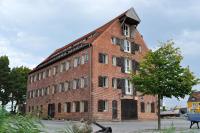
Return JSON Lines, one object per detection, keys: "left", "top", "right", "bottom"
{"left": 41, "top": 118, "right": 199, "bottom": 133}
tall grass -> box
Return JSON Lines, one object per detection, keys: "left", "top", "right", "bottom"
{"left": 0, "top": 108, "right": 43, "bottom": 133}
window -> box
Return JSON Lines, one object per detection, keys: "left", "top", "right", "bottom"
{"left": 80, "top": 101, "right": 88, "bottom": 112}
{"left": 67, "top": 102, "right": 71, "bottom": 113}
{"left": 125, "top": 79, "right": 133, "bottom": 95}
{"left": 52, "top": 85, "right": 57, "bottom": 94}
{"left": 38, "top": 73, "right": 41, "bottom": 80}
{"left": 146, "top": 102, "right": 151, "bottom": 113}
{"left": 32, "top": 106, "right": 34, "bottom": 112}
{"left": 39, "top": 89, "right": 42, "bottom": 97}
{"left": 46, "top": 69, "right": 50, "bottom": 77}
{"left": 64, "top": 81, "right": 69, "bottom": 91}
{"left": 53, "top": 66, "right": 58, "bottom": 75}
{"left": 98, "top": 100, "right": 108, "bottom": 112}
{"left": 58, "top": 103, "right": 61, "bottom": 113}
{"left": 72, "top": 102, "right": 76, "bottom": 112}
{"left": 111, "top": 37, "right": 117, "bottom": 44}
{"left": 43, "top": 71, "right": 46, "bottom": 79}
{"left": 84, "top": 77, "right": 89, "bottom": 88}
{"left": 81, "top": 55, "right": 85, "bottom": 64}
{"left": 125, "top": 58, "right": 132, "bottom": 73}
{"left": 99, "top": 53, "right": 108, "bottom": 64}
{"left": 44, "top": 88, "right": 47, "bottom": 96}
{"left": 80, "top": 78, "right": 84, "bottom": 88}
{"left": 60, "top": 62, "right": 66, "bottom": 72}
{"left": 75, "top": 101, "right": 80, "bottom": 112}
{"left": 112, "top": 78, "right": 117, "bottom": 89}
{"left": 41, "top": 88, "right": 44, "bottom": 96}
{"left": 74, "top": 57, "right": 79, "bottom": 67}
{"left": 64, "top": 102, "right": 71, "bottom": 113}
{"left": 122, "top": 24, "right": 130, "bottom": 37}
{"left": 151, "top": 103, "right": 155, "bottom": 113}
{"left": 65, "top": 61, "right": 70, "bottom": 70}
{"left": 98, "top": 76, "right": 108, "bottom": 88}
{"left": 124, "top": 40, "right": 131, "bottom": 53}
{"left": 59, "top": 83, "right": 65, "bottom": 92}
{"left": 112, "top": 56, "right": 117, "bottom": 66}
{"left": 73, "top": 80, "right": 77, "bottom": 89}
{"left": 141, "top": 102, "right": 145, "bottom": 112}
{"left": 47, "top": 86, "right": 50, "bottom": 95}
{"left": 84, "top": 53, "right": 89, "bottom": 63}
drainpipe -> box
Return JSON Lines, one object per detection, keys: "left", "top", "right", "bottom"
{"left": 89, "top": 44, "right": 93, "bottom": 122}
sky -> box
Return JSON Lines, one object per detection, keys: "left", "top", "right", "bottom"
{"left": 0, "top": 0, "right": 200, "bottom": 108}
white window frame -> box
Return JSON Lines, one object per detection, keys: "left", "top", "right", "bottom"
{"left": 125, "top": 79, "right": 133, "bottom": 95}
{"left": 74, "top": 58, "right": 78, "bottom": 67}
{"left": 64, "top": 82, "right": 69, "bottom": 91}
{"left": 125, "top": 58, "right": 132, "bottom": 73}
{"left": 112, "top": 56, "right": 117, "bottom": 66}
{"left": 112, "top": 78, "right": 117, "bottom": 89}
{"left": 102, "top": 77, "right": 108, "bottom": 88}
{"left": 60, "top": 62, "right": 66, "bottom": 72}
{"left": 102, "top": 54, "right": 108, "bottom": 64}
{"left": 123, "top": 24, "right": 130, "bottom": 37}
{"left": 53, "top": 66, "right": 57, "bottom": 75}
{"left": 111, "top": 37, "right": 117, "bottom": 44}
{"left": 80, "top": 78, "right": 84, "bottom": 88}
{"left": 80, "top": 101, "right": 84, "bottom": 112}
{"left": 72, "top": 102, "right": 76, "bottom": 112}
{"left": 64, "top": 103, "right": 67, "bottom": 112}
{"left": 146, "top": 102, "right": 151, "bottom": 113}
{"left": 81, "top": 55, "right": 85, "bottom": 64}
{"left": 65, "top": 61, "right": 70, "bottom": 71}
{"left": 124, "top": 40, "right": 131, "bottom": 53}
{"left": 73, "top": 80, "right": 77, "bottom": 89}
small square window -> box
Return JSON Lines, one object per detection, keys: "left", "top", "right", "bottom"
{"left": 98, "top": 76, "right": 108, "bottom": 88}
{"left": 99, "top": 53, "right": 108, "bottom": 64}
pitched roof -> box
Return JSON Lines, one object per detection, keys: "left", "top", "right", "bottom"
{"left": 30, "top": 7, "right": 141, "bottom": 73}
{"left": 188, "top": 91, "right": 200, "bottom": 102}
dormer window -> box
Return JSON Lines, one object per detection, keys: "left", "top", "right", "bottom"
{"left": 122, "top": 24, "right": 130, "bottom": 37}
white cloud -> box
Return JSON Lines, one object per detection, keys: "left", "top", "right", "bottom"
{"left": 0, "top": 36, "right": 44, "bottom": 69}
{"left": 175, "top": 30, "right": 200, "bottom": 57}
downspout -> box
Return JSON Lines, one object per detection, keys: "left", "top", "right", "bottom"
{"left": 89, "top": 44, "right": 93, "bottom": 121}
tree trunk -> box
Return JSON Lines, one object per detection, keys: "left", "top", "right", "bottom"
{"left": 157, "top": 95, "right": 161, "bottom": 130}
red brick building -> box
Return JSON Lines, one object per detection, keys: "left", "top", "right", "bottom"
{"left": 26, "top": 8, "right": 157, "bottom": 121}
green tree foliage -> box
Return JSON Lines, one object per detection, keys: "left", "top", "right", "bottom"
{"left": 9, "top": 66, "right": 31, "bottom": 112}
{"left": 131, "top": 41, "right": 199, "bottom": 130}
{"left": 0, "top": 56, "right": 10, "bottom": 108}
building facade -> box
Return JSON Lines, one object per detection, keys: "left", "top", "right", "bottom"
{"left": 188, "top": 91, "right": 200, "bottom": 113}
{"left": 26, "top": 8, "right": 157, "bottom": 121}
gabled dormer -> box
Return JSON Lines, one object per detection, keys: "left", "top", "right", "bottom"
{"left": 119, "top": 7, "right": 141, "bottom": 38}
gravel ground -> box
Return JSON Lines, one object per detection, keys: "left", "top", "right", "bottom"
{"left": 41, "top": 118, "right": 200, "bottom": 133}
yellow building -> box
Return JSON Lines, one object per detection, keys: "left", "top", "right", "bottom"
{"left": 187, "top": 92, "right": 200, "bottom": 113}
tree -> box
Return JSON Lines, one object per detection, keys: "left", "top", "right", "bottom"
{"left": 0, "top": 56, "right": 10, "bottom": 108}
{"left": 9, "top": 66, "right": 31, "bottom": 113}
{"left": 131, "top": 41, "right": 199, "bottom": 130}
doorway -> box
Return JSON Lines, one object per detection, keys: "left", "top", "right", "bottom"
{"left": 112, "top": 100, "right": 118, "bottom": 119}
{"left": 48, "top": 103, "right": 55, "bottom": 118}
{"left": 121, "top": 99, "right": 138, "bottom": 120}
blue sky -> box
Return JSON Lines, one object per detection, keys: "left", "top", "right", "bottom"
{"left": 0, "top": 0, "right": 199, "bottom": 108}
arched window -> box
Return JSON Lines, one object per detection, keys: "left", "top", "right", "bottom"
{"left": 58, "top": 103, "right": 61, "bottom": 113}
